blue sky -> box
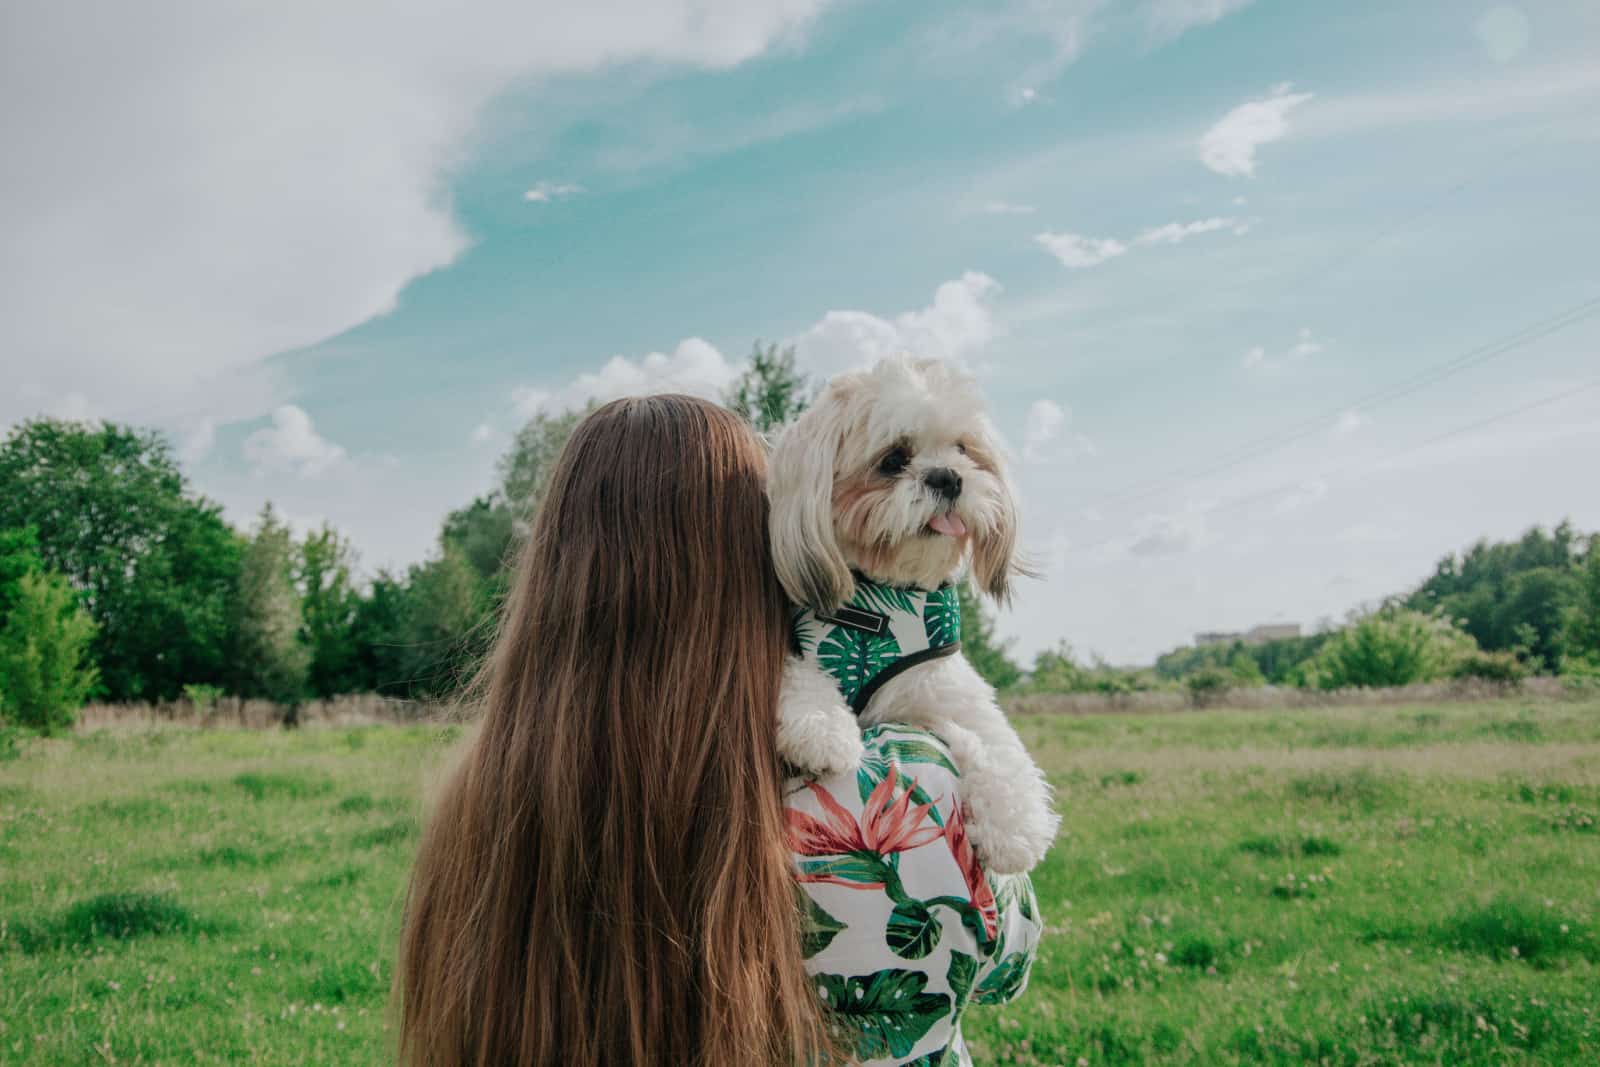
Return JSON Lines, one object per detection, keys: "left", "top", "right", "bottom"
{"left": 5, "top": 0, "right": 1600, "bottom": 663}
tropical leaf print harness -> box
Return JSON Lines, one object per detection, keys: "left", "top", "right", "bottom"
{"left": 792, "top": 576, "right": 962, "bottom": 714}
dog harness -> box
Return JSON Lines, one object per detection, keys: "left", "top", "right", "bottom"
{"left": 792, "top": 575, "right": 962, "bottom": 714}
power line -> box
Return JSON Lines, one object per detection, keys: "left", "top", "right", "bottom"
{"left": 1203, "top": 372, "right": 1600, "bottom": 521}
{"left": 1072, "top": 370, "right": 1600, "bottom": 556}
{"left": 1084, "top": 293, "right": 1600, "bottom": 511}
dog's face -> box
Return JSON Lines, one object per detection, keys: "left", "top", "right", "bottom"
{"left": 768, "top": 355, "right": 1020, "bottom": 611}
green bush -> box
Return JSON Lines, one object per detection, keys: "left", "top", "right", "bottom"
{"left": 1561, "top": 544, "right": 1600, "bottom": 665}
{"left": 1227, "top": 650, "right": 1266, "bottom": 687}
{"left": 1301, "top": 608, "right": 1476, "bottom": 689}
{"left": 182, "top": 682, "right": 226, "bottom": 712}
{"left": 1451, "top": 650, "right": 1528, "bottom": 685}
{"left": 0, "top": 570, "right": 99, "bottom": 733}
{"left": 1185, "top": 667, "right": 1231, "bottom": 706}
{"left": 1024, "top": 644, "right": 1163, "bottom": 696}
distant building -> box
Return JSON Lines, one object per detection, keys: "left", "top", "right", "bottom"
{"left": 1245, "top": 623, "right": 1301, "bottom": 644}
{"left": 1195, "top": 623, "right": 1301, "bottom": 647}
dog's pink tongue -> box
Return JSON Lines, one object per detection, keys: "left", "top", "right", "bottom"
{"left": 928, "top": 512, "right": 968, "bottom": 537}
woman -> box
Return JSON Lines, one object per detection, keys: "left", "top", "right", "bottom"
{"left": 396, "top": 394, "right": 1040, "bottom": 1066}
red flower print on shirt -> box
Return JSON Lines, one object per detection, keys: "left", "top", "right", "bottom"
{"left": 786, "top": 766, "right": 944, "bottom": 891}
{"left": 942, "top": 801, "right": 999, "bottom": 940}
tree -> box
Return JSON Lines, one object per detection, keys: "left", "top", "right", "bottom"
{"left": 437, "top": 406, "right": 586, "bottom": 596}
{"left": 0, "top": 526, "right": 44, "bottom": 623}
{"left": 230, "top": 505, "right": 309, "bottom": 709}
{"left": 1302, "top": 608, "right": 1476, "bottom": 690}
{"left": 296, "top": 524, "right": 362, "bottom": 697}
{"left": 724, "top": 342, "right": 810, "bottom": 433}
{"left": 398, "top": 549, "right": 492, "bottom": 698}
{"left": 957, "top": 583, "right": 1021, "bottom": 689}
{"left": 1405, "top": 522, "right": 1582, "bottom": 668}
{"left": 0, "top": 571, "right": 99, "bottom": 733}
{"left": 500, "top": 407, "right": 587, "bottom": 529}
{"left": 1227, "top": 650, "right": 1266, "bottom": 687}
{"left": 1025, "top": 643, "right": 1090, "bottom": 693}
{"left": 0, "top": 419, "right": 241, "bottom": 700}
{"left": 439, "top": 495, "right": 518, "bottom": 583}
{"left": 1562, "top": 539, "right": 1600, "bottom": 669}
{"left": 347, "top": 570, "right": 412, "bottom": 695}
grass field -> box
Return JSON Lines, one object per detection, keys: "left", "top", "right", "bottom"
{"left": 3, "top": 698, "right": 1598, "bottom": 1065}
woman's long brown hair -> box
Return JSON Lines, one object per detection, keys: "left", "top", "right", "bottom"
{"left": 396, "top": 395, "right": 830, "bottom": 1066}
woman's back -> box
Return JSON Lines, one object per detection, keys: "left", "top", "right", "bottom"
{"left": 786, "top": 723, "right": 1042, "bottom": 1066}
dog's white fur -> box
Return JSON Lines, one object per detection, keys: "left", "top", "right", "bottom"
{"left": 769, "top": 355, "right": 1059, "bottom": 874}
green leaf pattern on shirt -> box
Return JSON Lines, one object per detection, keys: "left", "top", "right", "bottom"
{"left": 816, "top": 626, "right": 901, "bottom": 707}
{"left": 789, "top": 725, "right": 1045, "bottom": 1066}
{"left": 922, "top": 591, "right": 960, "bottom": 647}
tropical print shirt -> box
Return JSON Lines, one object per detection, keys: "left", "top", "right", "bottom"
{"left": 786, "top": 724, "right": 1044, "bottom": 1066}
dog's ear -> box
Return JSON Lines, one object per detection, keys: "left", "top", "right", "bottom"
{"left": 968, "top": 424, "right": 1028, "bottom": 606}
{"left": 971, "top": 483, "right": 1019, "bottom": 605}
{"left": 768, "top": 394, "right": 854, "bottom": 612}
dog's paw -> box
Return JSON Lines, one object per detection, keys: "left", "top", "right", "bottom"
{"left": 776, "top": 717, "right": 865, "bottom": 777}
{"left": 966, "top": 816, "right": 1054, "bottom": 875}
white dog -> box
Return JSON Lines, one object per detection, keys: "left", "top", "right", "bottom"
{"left": 769, "top": 355, "right": 1059, "bottom": 874}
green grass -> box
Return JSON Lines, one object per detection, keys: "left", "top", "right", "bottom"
{"left": 2, "top": 703, "right": 1599, "bottom": 1064}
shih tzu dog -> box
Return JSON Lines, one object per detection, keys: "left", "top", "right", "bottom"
{"left": 769, "top": 354, "right": 1059, "bottom": 874}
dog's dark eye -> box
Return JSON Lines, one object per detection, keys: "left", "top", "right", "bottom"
{"left": 956, "top": 442, "right": 969, "bottom": 456}
{"left": 878, "top": 446, "right": 911, "bottom": 477}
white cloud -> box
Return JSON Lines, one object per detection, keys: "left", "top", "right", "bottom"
{"left": 509, "top": 388, "right": 553, "bottom": 420}
{"left": 1334, "top": 410, "right": 1366, "bottom": 437}
{"left": 1022, "top": 398, "right": 1096, "bottom": 463}
{"left": 471, "top": 422, "right": 496, "bottom": 445}
{"left": 1036, "top": 215, "right": 1241, "bottom": 269}
{"left": 512, "top": 338, "right": 741, "bottom": 417}
{"left": 179, "top": 417, "right": 219, "bottom": 466}
{"left": 791, "top": 272, "right": 1002, "bottom": 376}
{"left": 1475, "top": 6, "right": 1531, "bottom": 65}
{"left": 1289, "top": 327, "right": 1324, "bottom": 358}
{"left": 1132, "top": 216, "right": 1240, "bottom": 245}
{"left": 523, "top": 181, "right": 585, "bottom": 202}
{"left": 1242, "top": 327, "right": 1325, "bottom": 372}
{"left": 1127, "top": 511, "right": 1207, "bottom": 557}
{"left": 1199, "top": 83, "right": 1314, "bottom": 177}
{"left": 981, "top": 200, "right": 1038, "bottom": 215}
{"left": 1024, "top": 399, "right": 1066, "bottom": 460}
{"left": 507, "top": 273, "right": 1004, "bottom": 423}
{"left": 1034, "top": 232, "right": 1129, "bottom": 269}
{"left": 1004, "top": 1, "right": 1106, "bottom": 98}
{"left": 9, "top": 384, "right": 97, "bottom": 423}
{"left": 0, "top": 1, "right": 832, "bottom": 429}
{"left": 1145, "top": 0, "right": 1255, "bottom": 41}
{"left": 242, "top": 405, "right": 347, "bottom": 477}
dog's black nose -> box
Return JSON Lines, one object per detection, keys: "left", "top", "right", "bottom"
{"left": 924, "top": 467, "right": 962, "bottom": 500}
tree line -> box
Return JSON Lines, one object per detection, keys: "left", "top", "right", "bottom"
{"left": 1127, "top": 521, "right": 1600, "bottom": 697}
{"left": 4, "top": 343, "right": 1596, "bottom": 732}
{"left": 0, "top": 346, "right": 952, "bottom": 731}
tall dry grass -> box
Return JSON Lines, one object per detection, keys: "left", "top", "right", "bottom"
{"left": 74, "top": 693, "right": 445, "bottom": 731}
{"left": 1005, "top": 676, "right": 1579, "bottom": 716}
